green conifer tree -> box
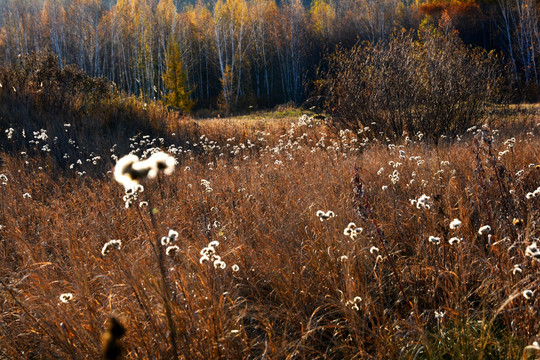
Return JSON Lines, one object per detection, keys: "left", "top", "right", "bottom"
{"left": 163, "top": 42, "right": 195, "bottom": 113}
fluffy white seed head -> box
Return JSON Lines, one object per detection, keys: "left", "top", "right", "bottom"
{"left": 478, "top": 225, "right": 491, "bottom": 235}
{"left": 161, "top": 236, "right": 170, "bottom": 246}
{"left": 214, "top": 260, "right": 226, "bottom": 269}
{"left": 448, "top": 237, "right": 462, "bottom": 245}
{"left": 59, "top": 293, "right": 74, "bottom": 303}
{"left": 114, "top": 154, "right": 142, "bottom": 189}
{"left": 525, "top": 242, "right": 540, "bottom": 261}
{"left": 168, "top": 229, "right": 178, "bottom": 242}
{"left": 449, "top": 219, "right": 462, "bottom": 230}
{"left": 166, "top": 245, "right": 179, "bottom": 256}
{"left": 429, "top": 236, "right": 441, "bottom": 245}
{"left": 102, "top": 239, "right": 122, "bottom": 256}
{"left": 114, "top": 152, "right": 176, "bottom": 190}
{"left": 148, "top": 151, "right": 176, "bottom": 175}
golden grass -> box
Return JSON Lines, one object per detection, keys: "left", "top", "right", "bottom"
{"left": 0, "top": 111, "right": 539, "bottom": 359}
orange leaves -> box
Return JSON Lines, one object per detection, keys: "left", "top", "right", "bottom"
{"left": 419, "top": 1, "right": 481, "bottom": 19}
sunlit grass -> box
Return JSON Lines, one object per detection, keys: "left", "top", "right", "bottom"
{"left": 0, "top": 108, "right": 539, "bottom": 359}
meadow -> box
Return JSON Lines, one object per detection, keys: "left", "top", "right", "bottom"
{"left": 0, "top": 102, "right": 539, "bottom": 359}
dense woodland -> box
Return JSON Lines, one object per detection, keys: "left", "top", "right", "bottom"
{"left": 0, "top": 0, "right": 539, "bottom": 112}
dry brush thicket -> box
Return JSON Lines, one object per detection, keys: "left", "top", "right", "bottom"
{"left": 0, "top": 108, "right": 539, "bottom": 359}
{"left": 322, "top": 17, "right": 508, "bottom": 142}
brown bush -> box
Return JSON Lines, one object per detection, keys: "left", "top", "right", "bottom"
{"left": 0, "top": 51, "right": 111, "bottom": 115}
{"left": 322, "top": 15, "right": 507, "bottom": 142}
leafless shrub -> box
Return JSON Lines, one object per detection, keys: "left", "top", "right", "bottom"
{"left": 322, "top": 15, "right": 508, "bottom": 142}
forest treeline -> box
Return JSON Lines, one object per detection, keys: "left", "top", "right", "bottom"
{"left": 0, "top": 0, "right": 539, "bottom": 113}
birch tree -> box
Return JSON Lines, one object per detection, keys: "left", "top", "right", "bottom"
{"left": 251, "top": 0, "right": 278, "bottom": 104}
{"left": 184, "top": 2, "right": 215, "bottom": 102}
{"left": 214, "top": 0, "right": 251, "bottom": 111}
{"left": 497, "top": 0, "right": 539, "bottom": 89}
{"left": 41, "top": 0, "right": 67, "bottom": 66}
{"left": 273, "top": 0, "right": 307, "bottom": 103}
{"left": 310, "top": 0, "right": 336, "bottom": 42}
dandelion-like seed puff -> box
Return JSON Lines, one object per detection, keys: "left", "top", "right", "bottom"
{"left": 114, "top": 151, "right": 176, "bottom": 190}
{"left": 478, "top": 225, "right": 491, "bottom": 235}
{"left": 448, "top": 237, "right": 462, "bottom": 245}
{"left": 410, "top": 194, "right": 431, "bottom": 209}
{"left": 59, "top": 293, "right": 74, "bottom": 303}
{"left": 166, "top": 245, "right": 179, "bottom": 256}
{"left": 114, "top": 154, "right": 146, "bottom": 189}
{"left": 199, "top": 241, "right": 226, "bottom": 269}
{"left": 214, "top": 260, "right": 226, "bottom": 269}
{"left": 168, "top": 229, "right": 178, "bottom": 242}
{"left": 525, "top": 242, "right": 540, "bottom": 262}
{"left": 429, "top": 236, "right": 441, "bottom": 245}
{"left": 343, "top": 222, "right": 362, "bottom": 239}
{"left": 434, "top": 310, "right": 445, "bottom": 320}
{"left": 317, "top": 210, "right": 335, "bottom": 221}
{"left": 449, "top": 219, "right": 462, "bottom": 230}
{"left": 148, "top": 151, "right": 176, "bottom": 175}
{"left": 525, "top": 186, "right": 540, "bottom": 200}
{"left": 523, "top": 289, "right": 534, "bottom": 300}
{"left": 161, "top": 229, "right": 179, "bottom": 246}
{"left": 102, "top": 239, "right": 122, "bottom": 256}
{"left": 346, "top": 296, "right": 362, "bottom": 311}
{"left": 123, "top": 184, "right": 144, "bottom": 208}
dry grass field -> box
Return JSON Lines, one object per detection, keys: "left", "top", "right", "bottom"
{"left": 0, "top": 107, "right": 539, "bottom": 359}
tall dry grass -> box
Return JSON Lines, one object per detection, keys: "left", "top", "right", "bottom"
{"left": 0, "top": 110, "right": 539, "bottom": 359}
